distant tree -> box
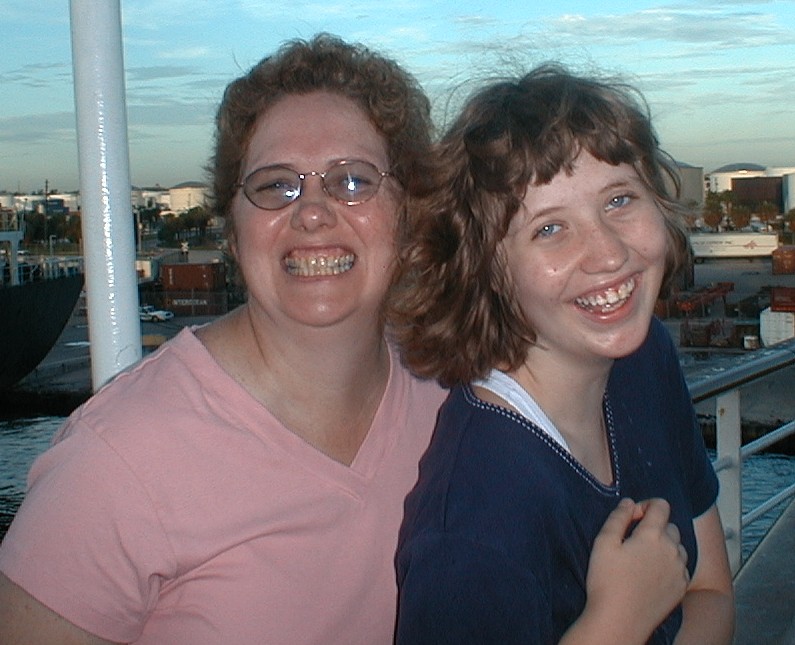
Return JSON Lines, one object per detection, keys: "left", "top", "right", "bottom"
{"left": 729, "top": 205, "right": 751, "bottom": 230}
{"left": 137, "top": 206, "right": 161, "bottom": 229}
{"left": 702, "top": 200, "right": 724, "bottom": 231}
{"left": 23, "top": 211, "right": 46, "bottom": 243}
{"left": 158, "top": 216, "right": 185, "bottom": 246}
{"left": 718, "top": 190, "right": 736, "bottom": 216}
{"left": 682, "top": 200, "right": 700, "bottom": 229}
{"left": 183, "top": 206, "right": 210, "bottom": 239}
{"left": 65, "top": 213, "right": 82, "bottom": 244}
{"left": 756, "top": 201, "right": 779, "bottom": 231}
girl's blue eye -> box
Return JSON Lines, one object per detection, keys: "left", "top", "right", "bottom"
{"left": 535, "top": 223, "right": 562, "bottom": 239}
{"left": 608, "top": 194, "right": 632, "bottom": 209}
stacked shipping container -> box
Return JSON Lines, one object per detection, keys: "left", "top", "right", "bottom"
{"left": 161, "top": 262, "right": 228, "bottom": 316}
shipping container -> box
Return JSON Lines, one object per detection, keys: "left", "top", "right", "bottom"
{"left": 771, "top": 286, "right": 795, "bottom": 313}
{"left": 161, "top": 262, "right": 226, "bottom": 292}
{"left": 689, "top": 233, "right": 779, "bottom": 261}
{"left": 760, "top": 307, "right": 795, "bottom": 347}
{"left": 772, "top": 246, "right": 795, "bottom": 275}
{"left": 164, "top": 290, "right": 228, "bottom": 316}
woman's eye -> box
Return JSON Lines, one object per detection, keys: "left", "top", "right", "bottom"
{"left": 336, "top": 173, "right": 373, "bottom": 196}
{"left": 257, "top": 180, "right": 288, "bottom": 193}
{"left": 534, "top": 223, "right": 562, "bottom": 239}
{"left": 607, "top": 194, "right": 632, "bottom": 210}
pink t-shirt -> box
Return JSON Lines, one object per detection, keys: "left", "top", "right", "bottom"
{"left": 0, "top": 328, "right": 446, "bottom": 644}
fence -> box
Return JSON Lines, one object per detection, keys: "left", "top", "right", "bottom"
{"left": 687, "top": 337, "right": 795, "bottom": 574}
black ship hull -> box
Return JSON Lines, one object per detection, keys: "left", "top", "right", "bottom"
{"left": 0, "top": 274, "right": 84, "bottom": 390}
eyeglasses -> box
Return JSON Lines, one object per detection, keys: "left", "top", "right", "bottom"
{"left": 237, "top": 159, "right": 392, "bottom": 211}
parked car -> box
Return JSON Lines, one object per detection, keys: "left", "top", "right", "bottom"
{"left": 138, "top": 305, "right": 174, "bottom": 322}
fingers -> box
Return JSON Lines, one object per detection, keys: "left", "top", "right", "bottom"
{"left": 634, "top": 498, "right": 672, "bottom": 527}
{"left": 678, "top": 543, "right": 689, "bottom": 571}
{"left": 665, "top": 521, "right": 681, "bottom": 546}
{"left": 595, "top": 498, "right": 637, "bottom": 544}
{"left": 632, "top": 498, "right": 690, "bottom": 579}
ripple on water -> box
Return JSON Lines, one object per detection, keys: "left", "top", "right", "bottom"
{"left": 0, "top": 416, "right": 64, "bottom": 538}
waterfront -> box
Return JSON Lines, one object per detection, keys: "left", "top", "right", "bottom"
{"left": 1, "top": 414, "right": 794, "bottom": 560}
{"left": 0, "top": 416, "right": 62, "bottom": 539}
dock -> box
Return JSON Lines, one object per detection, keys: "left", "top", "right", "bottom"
{"left": 733, "top": 498, "right": 795, "bottom": 644}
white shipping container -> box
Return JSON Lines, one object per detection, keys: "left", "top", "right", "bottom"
{"left": 760, "top": 307, "right": 795, "bottom": 347}
{"left": 689, "top": 233, "right": 779, "bottom": 260}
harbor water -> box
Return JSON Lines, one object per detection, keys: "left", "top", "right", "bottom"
{"left": 1, "top": 415, "right": 794, "bottom": 560}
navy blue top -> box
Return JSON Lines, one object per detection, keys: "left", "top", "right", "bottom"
{"left": 395, "top": 318, "right": 718, "bottom": 644}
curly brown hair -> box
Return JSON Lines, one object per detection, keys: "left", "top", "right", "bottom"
{"left": 208, "top": 33, "right": 435, "bottom": 278}
{"left": 390, "top": 64, "right": 692, "bottom": 387}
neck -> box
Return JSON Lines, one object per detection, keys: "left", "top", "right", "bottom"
{"left": 245, "top": 302, "right": 387, "bottom": 387}
{"left": 508, "top": 347, "right": 614, "bottom": 483}
{"left": 198, "top": 303, "right": 391, "bottom": 465}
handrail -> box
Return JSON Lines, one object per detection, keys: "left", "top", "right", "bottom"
{"left": 688, "top": 340, "right": 795, "bottom": 402}
{"left": 685, "top": 336, "right": 795, "bottom": 575}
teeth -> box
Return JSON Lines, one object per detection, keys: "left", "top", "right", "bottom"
{"left": 284, "top": 253, "right": 355, "bottom": 277}
{"left": 576, "top": 277, "right": 636, "bottom": 312}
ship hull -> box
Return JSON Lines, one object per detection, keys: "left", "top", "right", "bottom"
{"left": 0, "top": 274, "right": 84, "bottom": 390}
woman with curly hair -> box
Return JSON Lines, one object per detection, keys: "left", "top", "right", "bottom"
{"left": 0, "top": 34, "right": 446, "bottom": 644}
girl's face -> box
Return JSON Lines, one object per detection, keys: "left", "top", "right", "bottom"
{"left": 230, "top": 91, "right": 400, "bottom": 332}
{"left": 500, "top": 151, "right": 669, "bottom": 367}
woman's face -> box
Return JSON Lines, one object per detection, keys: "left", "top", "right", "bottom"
{"left": 500, "top": 151, "right": 669, "bottom": 367}
{"left": 231, "top": 91, "right": 400, "bottom": 331}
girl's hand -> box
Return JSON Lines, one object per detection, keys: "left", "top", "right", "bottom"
{"left": 573, "top": 498, "right": 689, "bottom": 644}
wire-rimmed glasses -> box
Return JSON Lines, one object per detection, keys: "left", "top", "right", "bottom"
{"left": 237, "top": 159, "right": 392, "bottom": 211}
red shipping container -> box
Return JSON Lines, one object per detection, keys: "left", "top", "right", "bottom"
{"left": 164, "top": 291, "right": 228, "bottom": 316}
{"left": 161, "top": 262, "right": 226, "bottom": 292}
{"left": 771, "top": 286, "right": 795, "bottom": 313}
{"left": 772, "top": 246, "right": 795, "bottom": 275}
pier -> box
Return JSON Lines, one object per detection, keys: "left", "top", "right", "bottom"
{"left": 733, "top": 498, "right": 795, "bottom": 644}
{"left": 684, "top": 336, "right": 795, "bottom": 644}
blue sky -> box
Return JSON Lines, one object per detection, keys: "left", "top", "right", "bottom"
{"left": 2, "top": 0, "right": 795, "bottom": 193}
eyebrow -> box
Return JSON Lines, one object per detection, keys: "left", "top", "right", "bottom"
{"left": 523, "top": 175, "right": 644, "bottom": 221}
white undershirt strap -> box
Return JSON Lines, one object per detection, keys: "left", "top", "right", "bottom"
{"left": 472, "top": 369, "right": 571, "bottom": 453}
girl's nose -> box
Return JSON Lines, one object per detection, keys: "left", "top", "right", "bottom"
{"left": 580, "top": 219, "right": 629, "bottom": 274}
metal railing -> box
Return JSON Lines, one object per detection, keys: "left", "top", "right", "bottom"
{"left": 687, "top": 337, "right": 795, "bottom": 575}
{"left": 2, "top": 256, "right": 85, "bottom": 287}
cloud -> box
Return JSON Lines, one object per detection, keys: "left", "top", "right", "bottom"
{"left": 545, "top": 7, "right": 795, "bottom": 49}
{"left": 158, "top": 47, "right": 212, "bottom": 60}
{"left": 0, "top": 112, "right": 76, "bottom": 146}
{"left": 127, "top": 101, "right": 214, "bottom": 129}
{"left": 0, "top": 63, "right": 73, "bottom": 89}
{"left": 126, "top": 65, "right": 201, "bottom": 83}
{"left": 121, "top": 0, "right": 227, "bottom": 29}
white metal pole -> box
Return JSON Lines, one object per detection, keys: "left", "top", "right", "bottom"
{"left": 69, "top": 0, "right": 141, "bottom": 390}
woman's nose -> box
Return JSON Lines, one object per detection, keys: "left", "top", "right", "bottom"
{"left": 290, "top": 176, "right": 337, "bottom": 231}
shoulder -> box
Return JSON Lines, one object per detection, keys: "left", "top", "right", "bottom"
{"left": 69, "top": 327, "right": 237, "bottom": 438}
{"left": 384, "top": 347, "right": 449, "bottom": 422}
{"left": 610, "top": 318, "right": 679, "bottom": 388}
{"left": 405, "top": 386, "right": 567, "bottom": 533}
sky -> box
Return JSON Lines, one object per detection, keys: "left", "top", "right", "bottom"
{"left": 2, "top": 0, "right": 795, "bottom": 194}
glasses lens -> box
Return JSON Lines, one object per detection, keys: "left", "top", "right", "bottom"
{"left": 324, "top": 161, "right": 383, "bottom": 205}
{"left": 244, "top": 166, "right": 301, "bottom": 210}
